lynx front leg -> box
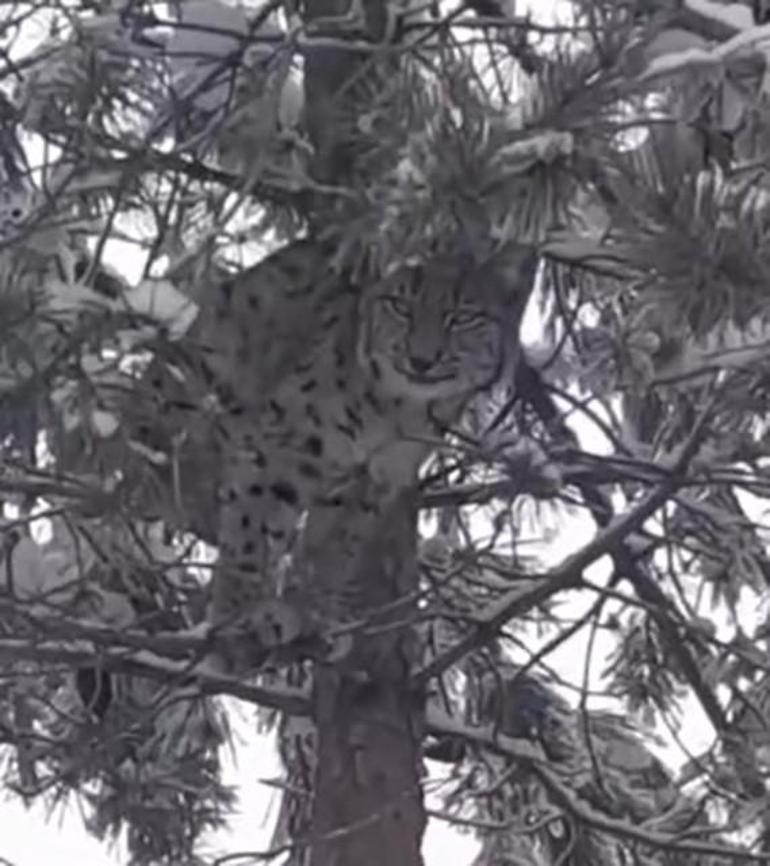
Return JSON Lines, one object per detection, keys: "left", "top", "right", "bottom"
{"left": 214, "top": 455, "right": 308, "bottom": 602}
{"left": 217, "top": 458, "right": 303, "bottom": 580}
{"left": 209, "top": 438, "right": 322, "bottom": 672}
{"left": 298, "top": 470, "right": 398, "bottom": 627}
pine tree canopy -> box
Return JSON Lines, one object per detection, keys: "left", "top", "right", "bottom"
{"left": 1, "top": 2, "right": 770, "bottom": 865}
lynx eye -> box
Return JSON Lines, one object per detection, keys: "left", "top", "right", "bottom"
{"left": 383, "top": 296, "right": 411, "bottom": 319}
{"left": 448, "top": 307, "right": 484, "bottom": 328}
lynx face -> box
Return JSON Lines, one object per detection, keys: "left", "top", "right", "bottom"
{"left": 359, "top": 252, "right": 527, "bottom": 402}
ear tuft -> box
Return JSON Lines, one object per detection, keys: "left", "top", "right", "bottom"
{"left": 493, "top": 243, "right": 539, "bottom": 299}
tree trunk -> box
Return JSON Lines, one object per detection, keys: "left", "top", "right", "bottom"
{"left": 306, "top": 489, "right": 426, "bottom": 866}
{"left": 303, "top": 0, "right": 393, "bottom": 185}
{"left": 280, "top": 2, "right": 427, "bottom": 861}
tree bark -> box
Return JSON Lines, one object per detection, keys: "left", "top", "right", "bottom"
{"left": 302, "top": 0, "right": 393, "bottom": 186}
{"left": 275, "top": 1, "right": 427, "bottom": 861}
{"left": 306, "top": 489, "right": 426, "bottom": 866}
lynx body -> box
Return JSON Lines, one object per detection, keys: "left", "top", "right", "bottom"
{"left": 204, "top": 240, "right": 534, "bottom": 638}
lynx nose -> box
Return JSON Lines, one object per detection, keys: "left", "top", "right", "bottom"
{"left": 409, "top": 355, "right": 435, "bottom": 375}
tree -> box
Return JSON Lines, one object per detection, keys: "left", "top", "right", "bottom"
{"left": 1, "top": 0, "right": 770, "bottom": 864}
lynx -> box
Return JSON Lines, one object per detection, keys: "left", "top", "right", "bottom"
{"left": 205, "top": 240, "right": 536, "bottom": 650}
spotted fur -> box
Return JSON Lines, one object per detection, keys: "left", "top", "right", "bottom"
{"left": 209, "top": 241, "right": 535, "bottom": 651}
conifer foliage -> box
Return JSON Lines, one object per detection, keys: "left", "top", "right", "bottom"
{"left": 0, "top": 1, "right": 770, "bottom": 864}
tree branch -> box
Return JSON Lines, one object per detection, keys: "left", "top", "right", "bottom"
{"left": 514, "top": 364, "right": 733, "bottom": 759}
{"left": 413, "top": 459, "right": 687, "bottom": 687}
{"left": 427, "top": 708, "right": 770, "bottom": 862}
{"left": 0, "top": 636, "right": 309, "bottom": 715}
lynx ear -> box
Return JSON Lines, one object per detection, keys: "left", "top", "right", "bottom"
{"left": 455, "top": 231, "right": 539, "bottom": 277}
{"left": 494, "top": 241, "right": 539, "bottom": 277}
{"left": 491, "top": 242, "right": 540, "bottom": 303}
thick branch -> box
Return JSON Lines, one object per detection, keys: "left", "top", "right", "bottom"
{"left": 0, "top": 636, "right": 308, "bottom": 714}
{"left": 428, "top": 708, "right": 769, "bottom": 863}
{"left": 414, "top": 463, "right": 684, "bottom": 687}
{"left": 515, "top": 363, "right": 729, "bottom": 736}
